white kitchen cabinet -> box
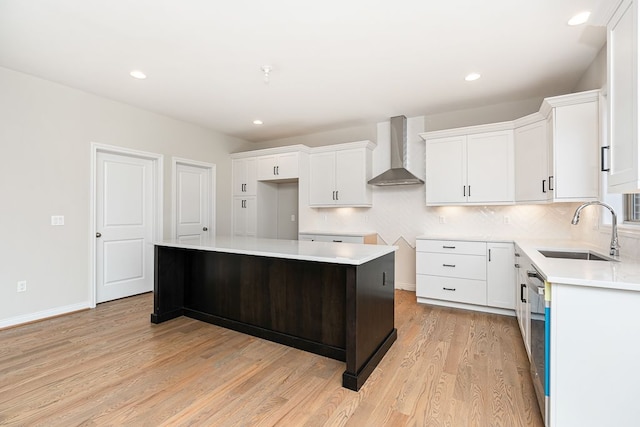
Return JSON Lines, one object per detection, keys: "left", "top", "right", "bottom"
{"left": 232, "top": 196, "right": 256, "bottom": 236}
{"left": 514, "top": 244, "right": 531, "bottom": 358}
{"left": 416, "top": 238, "right": 516, "bottom": 315}
{"left": 514, "top": 119, "right": 552, "bottom": 203}
{"left": 232, "top": 157, "right": 257, "bottom": 196}
{"left": 257, "top": 152, "right": 299, "bottom": 181}
{"left": 423, "top": 128, "right": 514, "bottom": 206}
{"left": 416, "top": 239, "right": 488, "bottom": 307}
{"left": 487, "top": 242, "right": 515, "bottom": 310}
{"left": 606, "top": 0, "right": 640, "bottom": 193}
{"left": 544, "top": 92, "right": 600, "bottom": 201}
{"left": 309, "top": 141, "right": 374, "bottom": 207}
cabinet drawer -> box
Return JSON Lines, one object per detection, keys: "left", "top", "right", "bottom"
{"left": 417, "top": 239, "right": 486, "bottom": 255}
{"left": 416, "top": 275, "right": 487, "bottom": 305}
{"left": 416, "top": 252, "right": 486, "bottom": 280}
{"left": 313, "top": 234, "right": 364, "bottom": 243}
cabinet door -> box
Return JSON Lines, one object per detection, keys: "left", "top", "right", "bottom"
{"left": 257, "top": 155, "right": 278, "bottom": 181}
{"left": 232, "top": 196, "right": 246, "bottom": 235}
{"left": 275, "top": 152, "right": 299, "bottom": 179}
{"left": 515, "top": 121, "right": 549, "bottom": 202}
{"left": 552, "top": 101, "right": 599, "bottom": 200}
{"left": 245, "top": 196, "right": 257, "bottom": 236}
{"left": 232, "top": 159, "right": 247, "bottom": 196}
{"left": 487, "top": 243, "right": 515, "bottom": 309}
{"left": 309, "top": 152, "right": 337, "bottom": 206}
{"left": 256, "top": 152, "right": 299, "bottom": 181}
{"left": 232, "top": 196, "right": 257, "bottom": 236}
{"left": 608, "top": 0, "right": 639, "bottom": 192}
{"left": 335, "top": 148, "right": 371, "bottom": 206}
{"left": 467, "top": 130, "right": 514, "bottom": 203}
{"left": 233, "top": 158, "right": 257, "bottom": 196}
{"left": 425, "top": 136, "right": 466, "bottom": 204}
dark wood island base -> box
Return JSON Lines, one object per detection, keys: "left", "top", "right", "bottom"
{"left": 151, "top": 244, "right": 396, "bottom": 391}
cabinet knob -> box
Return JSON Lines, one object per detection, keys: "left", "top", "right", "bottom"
{"left": 96, "top": 232, "right": 102, "bottom": 238}
{"left": 203, "top": 227, "right": 208, "bottom": 231}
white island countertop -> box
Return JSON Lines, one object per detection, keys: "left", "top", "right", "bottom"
{"left": 155, "top": 236, "right": 396, "bottom": 266}
{"left": 515, "top": 239, "right": 640, "bottom": 292}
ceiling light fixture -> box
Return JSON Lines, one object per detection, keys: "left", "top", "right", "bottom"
{"left": 261, "top": 65, "right": 273, "bottom": 84}
{"left": 568, "top": 11, "right": 591, "bottom": 26}
{"left": 130, "top": 70, "right": 147, "bottom": 79}
{"left": 253, "top": 119, "right": 263, "bottom": 125}
{"left": 465, "top": 72, "right": 481, "bottom": 82}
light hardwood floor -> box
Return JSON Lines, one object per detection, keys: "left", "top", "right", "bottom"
{"left": 0, "top": 291, "right": 543, "bottom": 426}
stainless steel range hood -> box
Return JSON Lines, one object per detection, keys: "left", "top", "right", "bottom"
{"left": 368, "top": 115, "right": 424, "bottom": 186}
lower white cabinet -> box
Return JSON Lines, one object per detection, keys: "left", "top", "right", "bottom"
{"left": 233, "top": 196, "right": 256, "bottom": 237}
{"left": 514, "top": 244, "right": 531, "bottom": 357}
{"left": 416, "top": 238, "right": 515, "bottom": 314}
{"left": 487, "top": 242, "right": 516, "bottom": 309}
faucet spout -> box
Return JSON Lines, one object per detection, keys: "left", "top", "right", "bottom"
{"left": 571, "top": 201, "right": 620, "bottom": 257}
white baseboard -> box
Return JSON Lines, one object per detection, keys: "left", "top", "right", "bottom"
{"left": 416, "top": 297, "right": 515, "bottom": 317}
{"left": 395, "top": 282, "right": 416, "bottom": 292}
{"left": 0, "top": 301, "right": 91, "bottom": 329}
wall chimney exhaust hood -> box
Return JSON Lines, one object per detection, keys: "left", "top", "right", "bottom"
{"left": 368, "top": 115, "right": 424, "bottom": 186}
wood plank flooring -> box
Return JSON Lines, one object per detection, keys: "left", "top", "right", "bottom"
{"left": 0, "top": 291, "right": 543, "bottom": 426}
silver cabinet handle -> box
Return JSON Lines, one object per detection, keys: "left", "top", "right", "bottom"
{"left": 442, "top": 264, "right": 456, "bottom": 268}
{"left": 443, "top": 287, "right": 456, "bottom": 291}
{"left": 96, "top": 232, "right": 102, "bottom": 238}
{"left": 443, "top": 245, "right": 456, "bottom": 249}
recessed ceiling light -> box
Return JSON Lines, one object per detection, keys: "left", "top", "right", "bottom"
{"left": 129, "top": 70, "right": 147, "bottom": 79}
{"left": 253, "top": 120, "right": 263, "bottom": 125}
{"left": 568, "top": 11, "right": 590, "bottom": 26}
{"left": 465, "top": 73, "right": 481, "bottom": 82}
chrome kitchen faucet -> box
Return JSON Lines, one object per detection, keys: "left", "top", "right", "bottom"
{"left": 571, "top": 201, "right": 620, "bottom": 257}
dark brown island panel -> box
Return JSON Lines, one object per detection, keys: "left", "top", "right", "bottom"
{"left": 151, "top": 240, "right": 397, "bottom": 391}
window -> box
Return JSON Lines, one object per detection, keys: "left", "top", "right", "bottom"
{"left": 625, "top": 194, "right": 640, "bottom": 223}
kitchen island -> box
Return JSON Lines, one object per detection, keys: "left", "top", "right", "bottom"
{"left": 151, "top": 236, "right": 397, "bottom": 391}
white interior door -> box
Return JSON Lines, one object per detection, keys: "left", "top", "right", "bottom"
{"left": 176, "top": 162, "right": 210, "bottom": 242}
{"left": 96, "top": 152, "right": 154, "bottom": 303}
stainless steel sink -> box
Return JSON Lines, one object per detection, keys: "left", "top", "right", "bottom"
{"left": 538, "top": 249, "right": 615, "bottom": 261}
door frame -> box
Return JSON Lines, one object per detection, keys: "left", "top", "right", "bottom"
{"left": 89, "top": 142, "right": 164, "bottom": 308}
{"left": 171, "top": 157, "right": 216, "bottom": 239}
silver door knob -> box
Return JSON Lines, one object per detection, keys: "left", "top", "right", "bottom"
{"left": 96, "top": 232, "right": 102, "bottom": 238}
{"left": 203, "top": 227, "right": 208, "bottom": 231}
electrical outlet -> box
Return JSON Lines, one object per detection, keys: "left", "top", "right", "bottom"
{"left": 503, "top": 215, "right": 511, "bottom": 224}
{"left": 17, "top": 280, "right": 27, "bottom": 292}
{"left": 439, "top": 216, "right": 446, "bottom": 224}
{"left": 51, "top": 215, "right": 65, "bottom": 226}
{"left": 290, "top": 214, "right": 296, "bottom": 222}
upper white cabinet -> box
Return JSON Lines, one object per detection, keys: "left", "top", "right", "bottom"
{"left": 514, "top": 119, "right": 552, "bottom": 203}
{"left": 257, "top": 152, "right": 299, "bottom": 181}
{"left": 232, "top": 157, "right": 257, "bottom": 196}
{"left": 606, "top": 0, "right": 640, "bottom": 193}
{"left": 543, "top": 92, "right": 600, "bottom": 201}
{"left": 423, "top": 127, "right": 514, "bottom": 205}
{"left": 309, "top": 141, "right": 374, "bottom": 207}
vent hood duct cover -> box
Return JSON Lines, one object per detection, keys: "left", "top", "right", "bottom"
{"left": 368, "top": 115, "right": 424, "bottom": 186}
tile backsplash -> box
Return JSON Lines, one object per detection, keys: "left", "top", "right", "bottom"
{"left": 301, "top": 185, "right": 583, "bottom": 248}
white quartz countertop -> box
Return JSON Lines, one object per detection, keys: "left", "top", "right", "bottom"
{"left": 515, "top": 239, "right": 640, "bottom": 292}
{"left": 155, "top": 236, "right": 396, "bottom": 266}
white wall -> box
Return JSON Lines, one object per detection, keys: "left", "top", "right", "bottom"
{"left": 0, "top": 67, "right": 246, "bottom": 326}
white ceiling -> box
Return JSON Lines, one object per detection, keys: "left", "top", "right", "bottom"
{"left": 0, "top": 0, "right": 609, "bottom": 142}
